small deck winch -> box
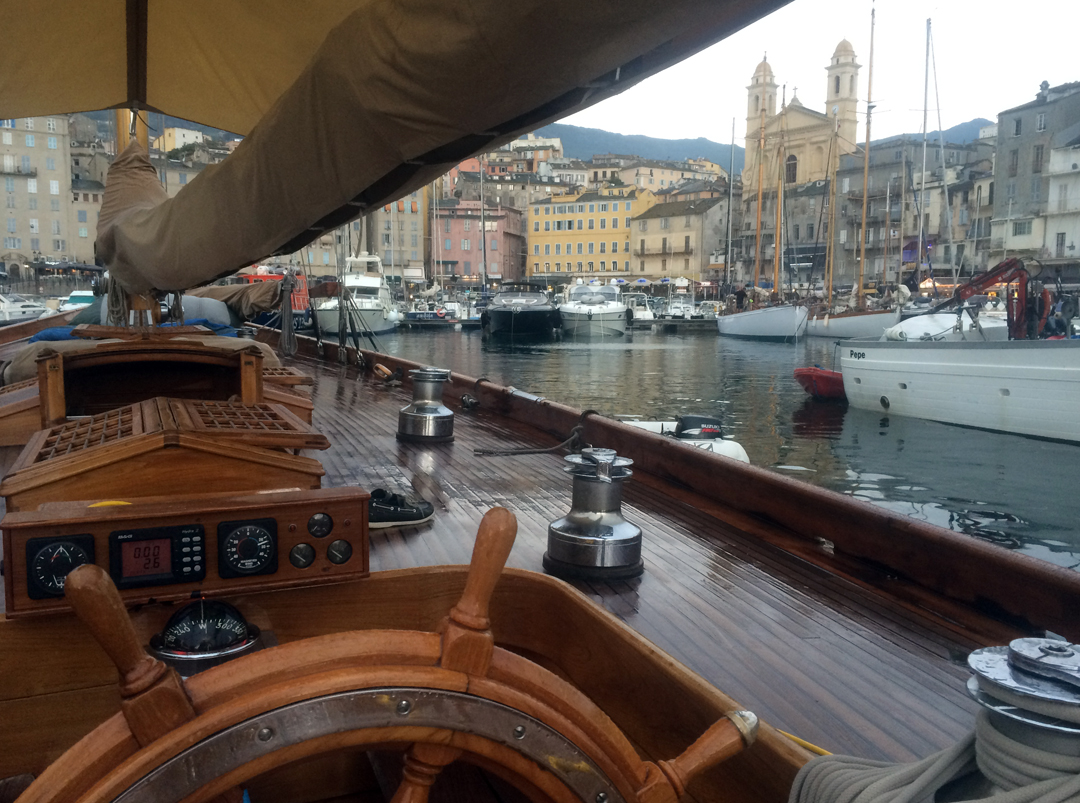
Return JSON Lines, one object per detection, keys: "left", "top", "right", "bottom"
{"left": 543, "top": 447, "right": 643, "bottom": 580}
{"left": 397, "top": 367, "right": 454, "bottom": 443}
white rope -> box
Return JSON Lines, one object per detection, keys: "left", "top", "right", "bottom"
{"left": 105, "top": 277, "right": 129, "bottom": 326}
{"left": 789, "top": 711, "right": 1080, "bottom": 803}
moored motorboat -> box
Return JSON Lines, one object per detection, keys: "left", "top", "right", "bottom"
{"left": 559, "top": 280, "right": 629, "bottom": 337}
{"left": 483, "top": 282, "right": 558, "bottom": 337}
{"left": 623, "top": 414, "right": 750, "bottom": 461}
{"left": 0, "top": 293, "right": 48, "bottom": 326}
{"left": 315, "top": 254, "right": 400, "bottom": 336}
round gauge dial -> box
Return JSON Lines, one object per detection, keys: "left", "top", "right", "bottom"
{"left": 31, "top": 541, "right": 91, "bottom": 597}
{"left": 221, "top": 524, "right": 275, "bottom": 575}
{"left": 151, "top": 599, "right": 253, "bottom": 654}
{"left": 307, "top": 513, "right": 333, "bottom": 538}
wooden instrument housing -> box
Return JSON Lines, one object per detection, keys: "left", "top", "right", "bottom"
{"left": 2, "top": 487, "right": 369, "bottom": 617}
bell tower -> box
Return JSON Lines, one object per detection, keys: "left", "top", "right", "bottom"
{"left": 825, "top": 40, "right": 860, "bottom": 148}
{"left": 744, "top": 56, "right": 777, "bottom": 186}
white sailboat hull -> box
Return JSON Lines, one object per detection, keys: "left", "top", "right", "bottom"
{"left": 560, "top": 309, "right": 627, "bottom": 337}
{"left": 716, "top": 305, "right": 808, "bottom": 341}
{"left": 805, "top": 308, "right": 900, "bottom": 339}
{"left": 840, "top": 339, "right": 1080, "bottom": 442}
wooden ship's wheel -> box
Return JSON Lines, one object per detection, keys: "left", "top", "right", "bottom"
{"left": 15, "top": 508, "right": 757, "bottom": 803}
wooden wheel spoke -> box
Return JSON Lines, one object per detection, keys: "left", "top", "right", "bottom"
{"left": 390, "top": 744, "right": 463, "bottom": 803}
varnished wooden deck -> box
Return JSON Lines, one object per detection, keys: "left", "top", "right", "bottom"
{"left": 295, "top": 354, "right": 987, "bottom": 764}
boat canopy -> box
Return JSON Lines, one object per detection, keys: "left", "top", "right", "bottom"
{"left": 0, "top": 0, "right": 789, "bottom": 294}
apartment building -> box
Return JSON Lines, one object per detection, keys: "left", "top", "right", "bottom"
{"left": 433, "top": 198, "right": 524, "bottom": 286}
{"left": 527, "top": 187, "right": 656, "bottom": 284}
{"left": 1, "top": 116, "right": 74, "bottom": 272}
{"left": 632, "top": 197, "right": 725, "bottom": 281}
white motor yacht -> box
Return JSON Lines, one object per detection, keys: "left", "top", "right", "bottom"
{"left": 315, "top": 253, "right": 400, "bottom": 336}
{"left": 622, "top": 292, "right": 655, "bottom": 322}
{"left": 559, "top": 280, "right": 629, "bottom": 337}
{"left": 0, "top": 293, "right": 48, "bottom": 325}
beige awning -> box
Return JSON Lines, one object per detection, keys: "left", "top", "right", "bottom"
{"left": 4, "top": 1, "right": 791, "bottom": 292}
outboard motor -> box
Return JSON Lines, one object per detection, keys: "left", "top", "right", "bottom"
{"left": 543, "top": 447, "right": 643, "bottom": 580}
{"left": 397, "top": 367, "right": 454, "bottom": 443}
{"left": 673, "top": 415, "right": 725, "bottom": 442}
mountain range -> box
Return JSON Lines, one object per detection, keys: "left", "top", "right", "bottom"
{"left": 536, "top": 118, "right": 994, "bottom": 176}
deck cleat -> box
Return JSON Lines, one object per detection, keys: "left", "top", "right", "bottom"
{"left": 397, "top": 367, "right": 455, "bottom": 443}
{"left": 543, "top": 447, "right": 644, "bottom": 580}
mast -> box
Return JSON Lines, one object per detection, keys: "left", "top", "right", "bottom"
{"left": 724, "top": 118, "right": 734, "bottom": 287}
{"left": 929, "top": 28, "right": 958, "bottom": 284}
{"left": 898, "top": 153, "right": 906, "bottom": 286}
{"left": 882, "top": 178, "right": 891, "bottom": 284}
{"left": 480, "top": 154, "right": 488, "bottom": 293}
{"left": 752, "top": 106, "right": 766, "bottom": 291}
{"left": 824, "top": 117, "right": 839, "bottom": 309}
{"left": 773, "top": 121, "right": 783, "bottom": 293}
{"left": 916, "top": 19, "right": 930, "bottom": 289}
{"left": 857, "top": 3, "right": 875, "bottom": 309}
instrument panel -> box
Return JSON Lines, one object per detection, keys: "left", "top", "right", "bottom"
{"left": 3, "top": 487, "right": 369, "bottom": 617}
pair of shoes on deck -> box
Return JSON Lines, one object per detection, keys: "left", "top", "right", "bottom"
{"left": 368, "top": 488, "right": 435, "bottom": 529}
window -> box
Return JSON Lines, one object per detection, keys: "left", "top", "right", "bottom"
{"left": 533, "top": 244, "right": 539, "bottom": 255}
{"left": 599, "top": 243, "right": 606, "bottom": 253}
{"left": 49, "top": 180, "right": 59, "bottom": 195}
{"left": 1037, "top": 113, "right": 1046, "bottom": 132}
{"left": 576, "top": 243, "right": 582, "bottom": 254}
{"left": 51, "top": 220, "right": 61, "bottom": 234}
{"left": 464, "top": 239, "right": 472, "bottom": 250}
{"left": 2, "top": 237, "right": 19, "bottom": 249}
{"left": 533, "top": 221, "right": 539, "bottom": 231}
{"left": 587, "top": 262, "right": 594, "bottom": 271}
{"left": 588, "top": 242, "right": 594, "bottom": 254}
{"left": 841, "top": 177, "right": 850, "bottom": 193}
{"left": 660, "top": 218, "right": 669, "bottom": 229}
{"left": 785, "top": 155, "right": 797, "bottom": 184}
{"left": 807, "top": 223, "right": 814, "bottom": 240}
{"left": 0, "top": 132, "right": 9, "bottom": 145}
{"left": 444, "top": 238, "right": 452, "bottom": 251}
{"left": 30, "top": 237, "right": 38, "bottom": 250}
{"left": 839, "top": 229, "right": 847, "bottom": 244}
{"left": 613, "top": 202, "right": 619, "bottom": 212}
{"left": 4, "top": 196, "right": 11, "bottom": 209}
{"left": 612, "top": 218, "right": 618, "bottom": 229}
{"left": 555, "top": 244, "right": 561, "bottom": 255}
{"left": 45, "top": 158, "right": 55, "bottom": 170}
{"left": 50, "top": 199, "right": 58, "bottom": 211}
{"left": 47, "top": 118, "right": 56, "bottom": 132}
{"left": 21, "top": 156, "right": 30, "bottom": 173}
{"left": 1013, "top": 118, "right": 1022, "bottom": 136}
{"left": 1006, "top": 181, "right": 1016, "bottom": 199}
{"left": 625, "top": 202, "right": 631, "bottom": 212}
{"left": 47, "top": 137, "right": 57, "bottom": 150}
{"left": 638, "top": 220, "right": 647, "bottom": 231}
{"left": 1057, "top": 232, "right": 1066, "bottom": 258}
{"left": 793, "top": 224, "right": 800, "bottom": 241}
{"left": 1012, "top": 220, "right": 1032, "bottom": 237}
{"left": 77, "top": 210, "right": 87, "bottom": 223}
{"left": 79, "top": 227, "right": 88, "bottom": 238}
{"left": 577, "top": 262, "right": 583, "bottom": 271}
{"left": 25, "top": 134, "right": 34, "bottom": 147}
{"left": 29, "top": 219, "right": 38, "bottom": 233}
{"left": 27, "top": 178, "right": 36, "bottom": 193}
{"left": 533, "top": 207, "right": 540, "bottom": 216}
{"left": 612, "top": 241, "right": 618, "bottom": 253}
{"left": 1008, "top": 150, "right": 1019, "bottom": 177}
{"left": 661, "top": 258, "right": 667, "bottom": 271}
{"left": 542, "top": 243, "right": 549, "bottom": 255}
{"left": 587, "top": 219, "right": 594, "bottom": 230}
{"left": 600, "top": 219, "right": 606, "bottom": 229}
{"left": 179, "top": 173, "right": 188, "bottom": 185}
{"left": 6, "top": 218, "right": 15, "bottom": 233}
{"left": 463, "top": 219, "right": 471, "bottom": 231}
{"left": 1033, "top": 145, "right": 1044, "bottom": 173}
{"left": 544, "top": 221, "right": 550, "bottom": 231}
{"left": 1031, "top": 177, "right": 1041, "bottom": 202}
{"left": 544, "top": 207, "right": 550, "bottom": 215}
{"left": 623, "top": 242, "right": 629, "bottom": 252}
{"left": 600, "top": 261, "right": 606, "bottom": 271}
{"left": 640, "top": 261, "right": 645, "bottom": 272}
{"left": 490, "top": 239, "right": 497, "bottom": 251}
{"left": 625, "top": 217, "right": 631, "bottom": 227}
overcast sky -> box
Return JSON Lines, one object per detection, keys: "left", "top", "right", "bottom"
{"left": 561, "top": 0, "right": 1074, "bottom": 147}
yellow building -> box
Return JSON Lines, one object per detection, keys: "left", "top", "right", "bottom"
{"left": 151, "top": 127, "right": 204, "bottom": 152}
{"left": 527, "top": 186, "right": 656, "bottom": 283}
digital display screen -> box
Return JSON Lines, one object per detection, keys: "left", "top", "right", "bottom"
{"left": 121, "top": 539, "right": 171, "bottom": 578}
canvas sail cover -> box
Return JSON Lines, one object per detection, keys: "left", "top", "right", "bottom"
{"left": 1, "top": 0, "right": 789, "bottom": 293}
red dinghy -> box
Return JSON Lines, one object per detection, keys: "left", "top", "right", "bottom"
{"left": 794, "top": 366, "right": 847, "bottom": 400}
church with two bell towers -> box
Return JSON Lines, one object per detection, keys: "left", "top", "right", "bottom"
{"left": 742, "top": 40, "right": 862, "bottom": 198}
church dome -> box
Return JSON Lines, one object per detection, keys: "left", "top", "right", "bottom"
{"left": 832, "top": 39, "right": 855, "bottom": 58}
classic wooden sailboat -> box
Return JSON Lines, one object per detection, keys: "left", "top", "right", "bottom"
{"left": 3, "top": 5, "right": 1080, "bottom": 803}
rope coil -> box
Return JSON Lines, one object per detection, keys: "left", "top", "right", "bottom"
{"left": 789, "top": 710, "right": 1080, "bottom": 803}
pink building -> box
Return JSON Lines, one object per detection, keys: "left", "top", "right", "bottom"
{"left": 432, "top": 199, "right": 525, "bottom": 286}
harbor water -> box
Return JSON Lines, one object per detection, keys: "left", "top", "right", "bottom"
{"left": 374, "top": 326, "right": 1080, "bottom": 573}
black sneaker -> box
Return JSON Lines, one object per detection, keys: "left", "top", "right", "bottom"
{"left": 368, "top": 488, "right": 435, "bottom": 529}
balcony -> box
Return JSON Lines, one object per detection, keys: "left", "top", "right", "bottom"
{"left": 1046, "top": 199, "right": 1080, "bottom": 215}
{"left": 0, "top": 167, "right": 37, "bottom": 177}
{"left": 632, "top": 246, "right": 695, "bottom": 257}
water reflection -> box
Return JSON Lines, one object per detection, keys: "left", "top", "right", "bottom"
{"left": 380, "top": 328, "right": 1080, "bottom": 570}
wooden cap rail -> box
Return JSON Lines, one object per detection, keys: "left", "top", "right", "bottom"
{"left": 16, "top": 507, "right": 756, "bottom": 803}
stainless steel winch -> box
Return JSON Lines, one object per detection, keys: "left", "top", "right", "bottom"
{"left": 543, "top": 447, "right": 643, "bottom": 580}
{"left": 397, "top": 367, "right": 454, "bottom": 443}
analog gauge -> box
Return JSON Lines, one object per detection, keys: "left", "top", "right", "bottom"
{"left": 327, "top": 539, "right": 353, "bottom": 565}
{"left": 30, "top": 540, "right": 92, "bottom": 597}
{"left": 307, "top": 513, "right": 333, "bottom": 538}
{"left": 152, "top": 599, "right": 252, "bottom": 654}
{"left": 290, "top": 543, "right": 316, "bottom": 569}
{"left": 218, "top": 519, "right": 277, "bottom": 578}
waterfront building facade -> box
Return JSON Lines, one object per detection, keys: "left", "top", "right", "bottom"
{"left": 527, "top": 186, "right": 656, "bottom": 284}
{"left": 433, "top": 198, "right": 524, "bottom": 286}
{"left": 632, "top": 197, "right": 725, "bottom": 282}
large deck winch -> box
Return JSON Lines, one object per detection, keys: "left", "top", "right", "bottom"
{"left": 397, "top": 367, "right": 455, "bottom": 443}
{"left": 543, "top": 447, "right": 643, "bottom": 580}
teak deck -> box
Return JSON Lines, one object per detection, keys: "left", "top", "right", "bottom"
{"left": 286, "top": 353, "right": 986, "bottom": 763}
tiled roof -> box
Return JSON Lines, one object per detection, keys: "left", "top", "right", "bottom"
{"left": 634, "top": 197, "right": 721, "bottom": 220}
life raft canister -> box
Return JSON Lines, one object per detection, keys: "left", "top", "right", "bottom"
{"left": 436, "top": 308, "right": 446, "bottom": 318}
